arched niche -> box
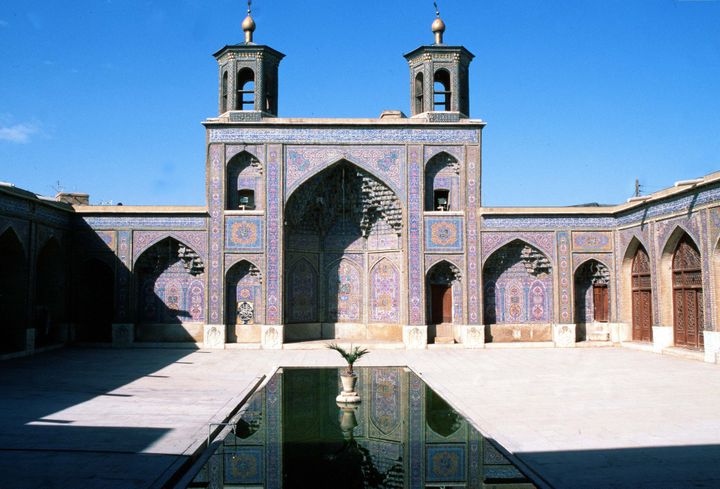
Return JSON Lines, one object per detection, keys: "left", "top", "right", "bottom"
{"left": 227, "top": 151, "right": 263, "bottom": 210}
{"left": 658, "top": 226, "right": 702, "bottom": 331}
{"left": 225, "top": 260, "right": 263, "bottom": 343}
{"left": 482, "top": 240, "right": 553, "bottom": 341}
{"left": 433, "top": 68, "right": 452, "bottom": 111}
{"left": 236, "top": 67, "right": 255, "bottom": 110}
{"left": 283, "top": 160, "right": 403, "bottom": 340}
{"left": 35, "top": 237, "right": 66, "bottom": 347}
{"left": 134, "top": 237, "right": 205, "bottom": 342}
{"left": 426, "top": 260, "right": 462, "bottom": 344}
{"left": 75, "top": 258, "right": 114, "bottom": 343}
{"left": 0, "top": 227, "right": 29, "bottom": 353}
{"left": 425, "top": 152, "right": 460, "bottom": 211}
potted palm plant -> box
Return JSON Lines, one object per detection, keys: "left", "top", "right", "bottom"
{"left": 326, "top": 343, "right": 369, "bottom": 403}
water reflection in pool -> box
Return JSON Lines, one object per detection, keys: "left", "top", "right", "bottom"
{"left": 187, "top": 368, "right": 535, "bottom": 488}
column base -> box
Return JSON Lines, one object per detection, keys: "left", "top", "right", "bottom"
{"left": 403, "top": 325, "right": 427, "bottom": 349}
{"left": 458, "top": 325, "right": 485, "bottom": 348}
{"left": 25, "top": 328, "right": 35, "bottom": 354}
{"left": 610, "top": 322, "right": 631, "bottom": 343}
{"left": 553, "top": 323, "right": 576, "bottom": 348}
{"left": 703, "top": 330, "right": 720, "bottom": 364}
{"left": 652, "top": 325, "right": 673, "bottom": 353}
{"left": 262, "top": 325, "right": 284, "bottom": 349}
{"left": 112, "top": 323, "right": 134, "bottom": 347}
{"left": 203, "top": 324, "right": 226, "bottom": 349}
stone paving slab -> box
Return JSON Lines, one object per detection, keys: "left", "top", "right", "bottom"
{"left": 0, "top": 346, "right": 719, "bottom": 488}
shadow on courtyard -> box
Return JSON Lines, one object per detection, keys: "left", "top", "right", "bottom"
{"left": 517, "top": 444, "right": 720, "bottom": 488}
{"left": 0, "top": 347, "right": 198, "bottom": 489}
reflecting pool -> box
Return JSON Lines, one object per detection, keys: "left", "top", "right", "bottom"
{"left": 186, "top": 368, "right": 535, "bottom": 488}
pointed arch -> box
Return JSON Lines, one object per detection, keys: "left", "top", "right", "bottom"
{"left": 426, "top": 260, "right": 462, "bottom": 342}
{"left": 669, "top": 232, "right": 704, "bottom": 349}
{"left": 0, "top": 224, "right": 27, "bottom": 257}
{"left": 619, "top": 237, "right": 654, "bottom": 341}
{"left": 0, "top": 226, "right": 29, "bottom": 353}
{"left": 658, "top": 226, "right": 701, "bottom": 328}
{"left": 135, "top": 237, "right": 205, "bottom": 328}
{"left": 370, "top": 258, "right": 400, "bottom": 323}
{"left": 573, "top": 259, "right": 611, "bottom": 333}
{"left": 133, "top": 232, "right": 207, "bottom": 266}
{"left": 482, "top": 239, "right": 553, "bottom": 325}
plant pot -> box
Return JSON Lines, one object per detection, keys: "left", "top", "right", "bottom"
{"left": 340, "top": 373, "right": 357, "bottom": 393}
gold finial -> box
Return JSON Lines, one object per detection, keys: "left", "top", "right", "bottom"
{"left": 242, "top": 0, "right": 256, "bottom": 43}
{"left": 431, "top": 1, "right": 446, "bottom": 44}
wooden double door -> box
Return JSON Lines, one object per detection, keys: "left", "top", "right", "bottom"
{"left": 631, "top": 247, "right": 653, "bottom": 342}
{"left": 672, "top": 236, "right": 704, "bottom": 349}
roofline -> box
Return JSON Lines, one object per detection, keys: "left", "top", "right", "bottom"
{"left": 213, "top": 43, "right": 285, "bottom": 60}
{"left": 202, "top": 117, "right": 487, "bottom": 128}
{"left": 73, "top": 205, "right": 208, "bottom": 215}
{"left": 403, "top": 44, "right": 475, "bottom": 61}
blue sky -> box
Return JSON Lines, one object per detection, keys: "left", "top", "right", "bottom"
{"left": 0, "top": 0, "right": 718, "bottom": 207}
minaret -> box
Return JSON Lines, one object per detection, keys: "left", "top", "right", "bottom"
{"left": 404, "top": 5, "right": 474, "bottom": 118}
{"left": 213, "top": 1, "right": 285, "bottom": 119}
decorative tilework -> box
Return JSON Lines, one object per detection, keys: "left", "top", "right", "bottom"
{"left": 225, "top": 216, "right": 264, "bottom": 250}
{"left": 209, "top": 127, "right": 481, "bottom": 144}
{"left": 208, "top": 144, "right": 224, "bottom": 323}
{"left": 426, "top": 445, "right": 466, "bottom": 483}
{"left": 370, "top": 259, "right": 400, "bottom": 323}
{"left": 572, "top": 231, "right": 613, "bottom": 252}
{"left": 424, "top": 216, "right": 464, "bottom": 252}
{"left": 618, "top": 225, "right": 650, "bottom": 257}
{"left": 91, "top": 230, "right": 116, "bottom": 252}
{"left": 700, "top": 209, "right": 713, "bottom": 330}
{"left": 557, "top": 231, "right": 572, "bottom": 323}
{"left": 133, "top": 230, "right": 208, "bottom": 263}
{"left": 82, "top": 216, "right": 206, "bottom": 229}
{"left": 481, "top": 231, "right": 555, "bottom": 260}
{"left": 466, "top": 145, "right": 480, "bottom": 324}
{"left": 572, "top": 253, "right": 612, "bottom": 273}
{"left": 468, "top": 428, "right": 481, "bottom": 488}
{"left": 287, "top": 258, "right": 317, "bottom": 323}
{"left": 617, "top": 184, "right": 720, "bottom": 226}
{"left": 285, "top": 145, "right": 405, "bottom": 200}
{"left": 483, "top": 215, "right": 616, "bottom": 230}
{"left": 224, "top": 253, "right": 263, "bottom": 273}
{"left": 408, "top": 146, "right": 424, "bottom": 324}
{"left": 266, "top": 145, "right": 282, "bottom": 324}
{"left": 223, "top": 446, "right": 264, "bottom": 484}
{"left": 116, "top": 230, "right": 131, "bottom": 322}
{"left": 709, "top": 206, "right": 720, "bottom": 245}
{"left": 327, "top": 259, "right": 362, "bottom": 322}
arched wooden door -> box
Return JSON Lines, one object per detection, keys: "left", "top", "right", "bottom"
{"left": 631, "top": 247, "right": 653, "bottom": 342}
{"left": 672, "top": 236, "right": 704, "bottom": 349}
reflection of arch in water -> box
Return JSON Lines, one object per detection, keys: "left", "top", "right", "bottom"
{"left": 425, "top": 386, "right": 462, "bottom": 439}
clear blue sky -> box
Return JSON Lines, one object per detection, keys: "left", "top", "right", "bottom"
{"left": 1, "top": 0, "right": 718, "bottom": 207}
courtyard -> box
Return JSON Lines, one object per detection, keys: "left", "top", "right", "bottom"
{"left": 0, "top": 345, "right": 718, "bottom": 488}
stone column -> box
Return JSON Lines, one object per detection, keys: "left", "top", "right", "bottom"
{"left": 203, "top": 324, "right": 226, "bottom": 349}
{"left": 460, "top": 324, "right": 485, "bottom": 349}
{"left": 403, "top": 325, "right": 427, "bottom": 349}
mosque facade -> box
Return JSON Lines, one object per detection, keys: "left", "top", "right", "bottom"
{"left": 1, "top": 10, "right": 719, "bottom": 363}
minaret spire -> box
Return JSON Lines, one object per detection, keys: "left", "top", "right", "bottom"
{"left": 242, "top": 0, "right": 256, "bottom": 44}
{"left": 432, "top": 2, "right": 446, "bottom": 44}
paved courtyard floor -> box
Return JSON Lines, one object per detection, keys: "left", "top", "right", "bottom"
{"left": 0, "top": 345, "right": 719, "bottom": 488}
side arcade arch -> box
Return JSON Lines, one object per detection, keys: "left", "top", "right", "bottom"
{"left": 35, "top": 237, "right": 66, "bottom": 347}
{"left": 134, "top": 237, "right": 205, "bottom": 343}
{"left": 573, "top": 259, "right": 611, "bottom": 341}
{"left": 0, "top": 227, "right": 29, "bottom": 353}
{"left": 482, "top": 239, "right": 553, "bottom": 342}
{"left": 425, "top": 260, "right": 462, "bottom": 344}
{"left": 75, "top": 257, "right": 115, "bottom": 343}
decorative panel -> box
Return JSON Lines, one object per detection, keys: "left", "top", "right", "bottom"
{"left": 572, "top": 231, "right": 613, "bottom": 252}
{"left": 287, "top": 258, "right": 317, "bottom": 323}
{"left": 426, "top": 445, "right": 466, "bottom": 483}
{"left": 209, "top": 127, "right": 480, "bottom": 144}
{"left": 266, "top": 145, "right": 282, "bottom": 324}
{"left": 424, "top": 216, "right": 464, "bottom": 252}
{"left": 327, "top": 259, "right": 362, "bottom": 322}
{"left": 557, "top": 231, "right": 571, "bottom": 323}
{"left": 225, "top": 216, "right": 264, "bottom": 251}
{"left": 481, "top": 231, "right": 555, "bottom": 261}
{"left": 370, "top": 259, "right": 400, "bottom": 323}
